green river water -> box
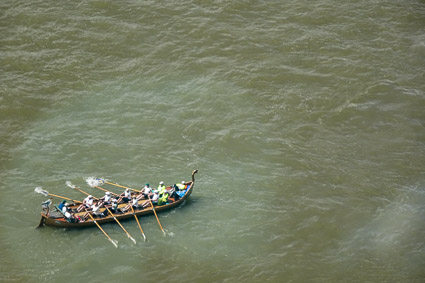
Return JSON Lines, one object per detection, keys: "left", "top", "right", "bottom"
{"left": 1, "top": 1, "right": 425, "bottom": 282}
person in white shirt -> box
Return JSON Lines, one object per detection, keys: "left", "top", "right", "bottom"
{"left": 100, "top": 191, "right": 112, "bottom": 205}
{"left": 118, "top": 189, "right": 132, "bottom": 203}
{"left": 77, "top": 195, "right": 94, "bottom": 212}
{"left": 141, "top": 183, "right": 152, "bottom": 198}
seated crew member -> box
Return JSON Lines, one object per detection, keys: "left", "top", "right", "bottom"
{"left": 117, "top": 188, "right": 132, "bottom": 203}
{"left": 109, "top": 198, "right": 119, "bottom": 213}
{"left": 157, "top": 191, "right": 169, "bottom": 206}
{"left": 62, "top": 203, "right": 70, "bottom": 214}
{"left": 62, "top": 204, "right": 81, "bottom": 223}
{"left": 92, "top": 201, "right": 106, "bottom": 217}
{"left": 77, "top": 195, "right": 94, "bottom": 212}
{"left": 100, "top": 191, "right": 113, "bottom": 205}
{"left": 157, "top": 181, "right": 166, "bottom": 197}
{"left": 141, "top": 183, "right": 152, "bottom": 198}
{"left": 150, "top": 191, "right": 159, "bottom": 204}
{"left": 121, "top": 196, "right": 140, "bottom": 212}
{"left": 174, "top": 181, "right": 188, "bottom": 191}
{"left": 83, "top": 201, "right": 105, "bottom": 218}
{"left": 58, "top": 200, "right": 67, "bottom": 211}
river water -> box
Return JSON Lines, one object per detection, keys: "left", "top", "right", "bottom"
{"left": 1, "top": 0, "right": 424, "bottom": 282}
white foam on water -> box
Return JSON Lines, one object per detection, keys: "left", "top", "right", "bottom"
{"left": 86, "top": 177, "right": 104, "bottom": 188}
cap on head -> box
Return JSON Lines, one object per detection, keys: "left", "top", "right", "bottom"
{"left": 160, "top": 181, "right": 164, "bottom": 185}
{"left": 145, "top": 183, "right": 149, "bottom": 187}
{"left": 181, "top": 181, "right": 185, "bottom": 184}
{"left": 106, "top": 192, "right": 110, "bottom": 195}
{"left": 62, "top": 200, "right": 67, "bottom": 203}
{"left": 88, "top": 195, "right": 93, "bottom": 199}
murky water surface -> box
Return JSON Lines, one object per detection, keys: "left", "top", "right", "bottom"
{"left": 1, "top": 1, "right": 424, "bottom": 282}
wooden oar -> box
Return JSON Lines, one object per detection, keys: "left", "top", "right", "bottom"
{"left": 148, "top": 198, "right": 166, "bottom": 235}
{"left": 34, "top": 187, "right": 82, "bottom": 203}
{"left": 131, "top": 206, "right": 146, "bottom": 241}
{"left": 86, "top": 212, "right": 118, "bottom": 248}
{"left": 105, "top": 207, "right": 137, "bottom": 244}
{"left": 103, "top": 180, "right": 140, "bottom": 192}
{"left": 66, "top": 181, "right": 100, "bottom": 200}
{"left": 103, "top": 180, "right": 166, "bottom": 235}
{"left": 91, "top": 185, "right": 120, "bottom": 197}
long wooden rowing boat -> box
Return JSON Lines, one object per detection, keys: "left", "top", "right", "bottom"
{"left": 38, "top": 170, "right": 198, "bottom": 228}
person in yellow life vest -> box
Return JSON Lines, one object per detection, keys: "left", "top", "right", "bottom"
{"left": 157, "top": 181, "right": 166, "bottom": 196}
{"left": 157, "top": 191, "right": 169, "bottom": 206}
{"left": 175, "top": 181, "right": 187, "bottom": 191}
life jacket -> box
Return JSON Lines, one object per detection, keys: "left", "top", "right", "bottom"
{"left": 158, "top": 192, "right": 168, "bottom": 205}
{"left": 176, "top": 183, "right": 186, "bottom": 190}
{"left": 158, "top": 185, "right": 166, "bottom": 194}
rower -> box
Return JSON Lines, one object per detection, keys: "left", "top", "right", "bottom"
{"left": 141, "top": 183, "right": 152, "bottom": 198}
{"left": 92, "top": 201, "right": 106, "bottom": 217}
{"left": 118, "top": 188, "right": 132, "bottom": 203}
{"left": 110, "top": 198, "right": 119, "bottom": 213}
{"left": 83, "top": 201, "right": 105, "bottom": 219}
{"left": 62, "top": 204, "right": 80, "bottom": 223}
{"left": 151, "top": 191, "right": 159, "bottom": 204}
{"left": 157, "top": 191, "right": 169, "bottom": 206}
{"left": 100, "top": 191, "right": 112, "bottom": 205}
{"left": 77, "top": 195, "right": 94, "bottom": 212}
{"left": 121, "top": 196, "right": 139, "bottom": 212}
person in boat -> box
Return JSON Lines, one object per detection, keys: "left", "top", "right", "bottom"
{"left": 157, "top": 191, "right": 169, "bottom": 206}
{"left": 151, "top": 191, "right": 159, "bottom": 204}
{"left": 92, "top": 201, "right": 106, "bottom": 217}
{"left": 83, "top": 201, "right": 105, "bottom": 218}
{"left": 121, "top": 196, "right": 136, "bottom": 212}
{"left": 141, "top": 183, "right": 152, "bottom": 198}
{"left": 174, "top": 181, "right": 189, "bottom": 191}
{"left": 58, "top": 200, "right": 67, "bottom": 211}
{"left": 100, "top": 191, "right": 113, "bottom": 205}
{"left": 62, "top": 203, "right": 70, "bottom": 214}
{"left": 118, "top": 188, "right": 132, "bottom": 203}
{"left": 62, "top": 204, "right": 81, "bottom": 223}
{"left": 122, "top": 190, "right": 149, "bottom": 212}
{"left": 41, "top": 198, "right": 53, "bottom": 216}
{"left": 77, "top": 195, "right": 94, "bottom": 212}
{"left": 109, "top": 198, "right": 119, "bottom": 213}
{"left": 157, "top": 181, "right": 166, "bottom": 197}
